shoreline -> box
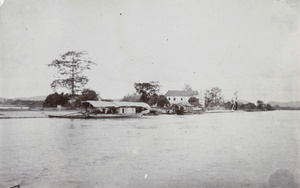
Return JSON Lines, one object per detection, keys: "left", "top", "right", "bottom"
{"left": 0, "top": 109, "right": 297, "bottom": 119}
{"left": 0, "top": 110, "right": 79, "bottom": 119}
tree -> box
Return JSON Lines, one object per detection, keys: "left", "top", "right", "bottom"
{"left": 205, "top": 87, "right": 224, "bottom": 107}
{"left": 266, "top": 104, "right": 275, "bottom": 111}
{"left": 44, "top": 92, "right": 69, "bottom": 107}
{"left": 148, "top": 93, "right": 158, "bottom": 106}
{"left": 245, "top": 102, "right": 256, "bottom": 110}
{"left": 122, "top": 93, "right": 141, "bottom": 102}
{"left": 224, "top": 101, "right": 233, "bottom": 110}
{"left": 73, "top": 88, "right": 99, "bottom": 107}
{"left": 157, "top": 95, "right": 170, "bottom": 107}
{"left": 257, "top": 100, "right": 266, "bottom": 110}
{"left": 48, "top": 51, "right": 96, "bottom": 100}
{"left": 183, "top": 84, "right": 192, "bottom": 91}
{"left": 134, "top": 81, "right": 160, "bottom": 103}
{"left": 188, "top": 97, "right": 200, "bottom": 107}
{"left": 81, "top": 89, "right": 99, "bottom": 101}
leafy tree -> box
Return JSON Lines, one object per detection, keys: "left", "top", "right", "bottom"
{"left": 266, "top": 104, "right": 275, "bottom": 111}
{"left": 188, "top": 97, "right": 200, "bottom": 107}
{"left": 257, "top": 100, "right": 265, "bottom": 110}
{"left": 73, "top": 89, "right": 99, "bottom": 107}
{"left": 48, "top": 51, "right": 96, "bottom": 100}
{"left": 44, "top": 92, "right": 69, "bottom": 107}
{"left": 81, "top": 89, "right": 99, "bottom": 101}
{"left": 122, "top": 93, "right": 141, "bottom": 102}
{"left": 134, "top": 81, "right": 160, "bottom": 103}
{"left": 205, "top": 87, "right": 224, "bottom": 107}
{"left": 238, "top": 103, "right": 245, "bottom": 110}
{"left": 148, "top": 93, "right": 158, "bottom": 106}
{"left": 224, "top": 101, "right": 233, "bottom": 110}
{"left": 183, "top": 84, "right": 192, "bottom": 91}
{"left": 245, "top": 102, "right": 256, "bottom": 110}
{"left": 157, "top": 95, "right": 170, "bottom": 107}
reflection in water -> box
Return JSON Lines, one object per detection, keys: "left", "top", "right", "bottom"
{"left": 0, "top": 111, "right": 299, "bottom": 187}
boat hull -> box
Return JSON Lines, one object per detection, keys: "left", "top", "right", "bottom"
{"left": 88, "top": 114, "right": 142, "bottom": 119}
{"left": 205, "top": 110, "right": 235, "bottom": 113}
{"left": 48, "top": 113, "right": 142, "bottom": 119}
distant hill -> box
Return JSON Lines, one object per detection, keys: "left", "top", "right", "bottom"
{"left": 0, "top": 97, "right": 8, "bottom": 103}
{"left": 0, "top": 96, "right": 46, "bottom": 103}
{"left": 13, "top": 96, "right": 46, "bottom": 101}
{"left": 224, "top": 99, "right": 251, "bottom": 104}
{"left": 268, "top": 101, "right": 300, "bottom": 108}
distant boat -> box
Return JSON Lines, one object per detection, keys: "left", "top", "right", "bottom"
{"left": 48, "top": 100, "right": 151, "bottom": 119}
{"left": 205, "top": 110, "right": 236, "bottom": 113}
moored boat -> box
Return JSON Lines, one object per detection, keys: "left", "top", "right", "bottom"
{"left": 48, "top": 100, "right": 151, "bottom": 119}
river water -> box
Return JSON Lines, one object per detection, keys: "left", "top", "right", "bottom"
{"left": 0, "top": 111, "right": 299, "bottom": 188}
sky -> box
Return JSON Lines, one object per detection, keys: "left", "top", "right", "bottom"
{"left": 0, "top": 0, "right": 299, "bottom": 102}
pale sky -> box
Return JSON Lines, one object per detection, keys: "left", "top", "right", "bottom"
{"left": 0, "top": 0, "right": 299, "bottom": 102}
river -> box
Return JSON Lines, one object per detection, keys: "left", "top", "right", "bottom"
{"left": 0, "top": 111, "right": 299, "bottom": 188}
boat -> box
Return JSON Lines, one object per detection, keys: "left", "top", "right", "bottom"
{"left": 47, "top": 100, "right": 151, "bottom": 119}
{"left": 205, "top": 110, "right": 235, "bottom": 113}
{"left": 47, "top": 112, "right": 90, "bottom": 119}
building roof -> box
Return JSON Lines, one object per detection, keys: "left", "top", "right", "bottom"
{"left": 165, "top": 90, "right": 199, "bottom": 97}
{"left": 82, "top": 100, "right": 151, "bottom": 109}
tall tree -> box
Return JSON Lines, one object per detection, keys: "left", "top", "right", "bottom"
{"left": 183, "top": 84, "right": 192, "bottom": 91}
{"left": 205, "top": 87, "right": 224, "bottom": 107}
{"left": 48, "top": 51, "right": 96, "bottom": 100}
{"left": 134, "top": 81, "right": 160, "bottom": 103}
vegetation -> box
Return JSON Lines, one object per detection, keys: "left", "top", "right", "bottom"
{"left": 157, "top": 95, "right": 170, "bottom": 107}
{"left": 148, "top": 93, "right": 158, "bottom": 106}
{"left": 122, "top": 93, "right": 141, "bottom": 102}
{"left": 73, "top": 89, "right": 99, "bottom": 107}
{"left": 134, "top": 81, "right": 160, "bottom": 103}
{"left": 43, "top": 89, "right": 98, "bottom": 107}
{"left": 44, "top": 92, "right": 69, "bottom": 107}
{"left": 188, "top": 97, "right": 201, "bottom": 107}
{"left": 183, "top": 84, "right": 192, "bottom": 91}
{"left": 48, "top": 51, "right": 96, "bottom": 102}
{"left": 205, "top": 87, "right": 224, "bottom": 107}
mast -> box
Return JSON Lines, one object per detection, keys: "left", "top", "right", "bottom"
{"left": 232, "top": 91, "right": 238, "bottom": 110}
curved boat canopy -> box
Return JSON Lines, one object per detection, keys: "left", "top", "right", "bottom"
{"left": 82, "top": 100, "right": 151, "bottom": 110}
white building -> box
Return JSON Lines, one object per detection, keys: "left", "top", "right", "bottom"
{"left": 165, "top": 90, "right": 204, "bottom": 106}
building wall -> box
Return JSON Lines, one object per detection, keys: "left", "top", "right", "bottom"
{"left": 166, "top": 96, "right": 190, "bottom": 104}
{"left": 166, "top": 92, "right": 205, "bottom": 106}
{"left": 117, "top": 107, "right": 136, "bottom": 114}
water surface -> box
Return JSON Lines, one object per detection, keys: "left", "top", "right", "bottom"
{"left": 0, "top": 111, "right": 299, "bottom": 187}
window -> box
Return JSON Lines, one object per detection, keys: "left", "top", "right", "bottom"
{"left": 173, "top": 98, "right": 176, "bottom": 101}
{"left": 181, "top": 98, "right": 183, "bottom": 101}
{"left": 168, "top": 98, "right": 170, "bottom": 100}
